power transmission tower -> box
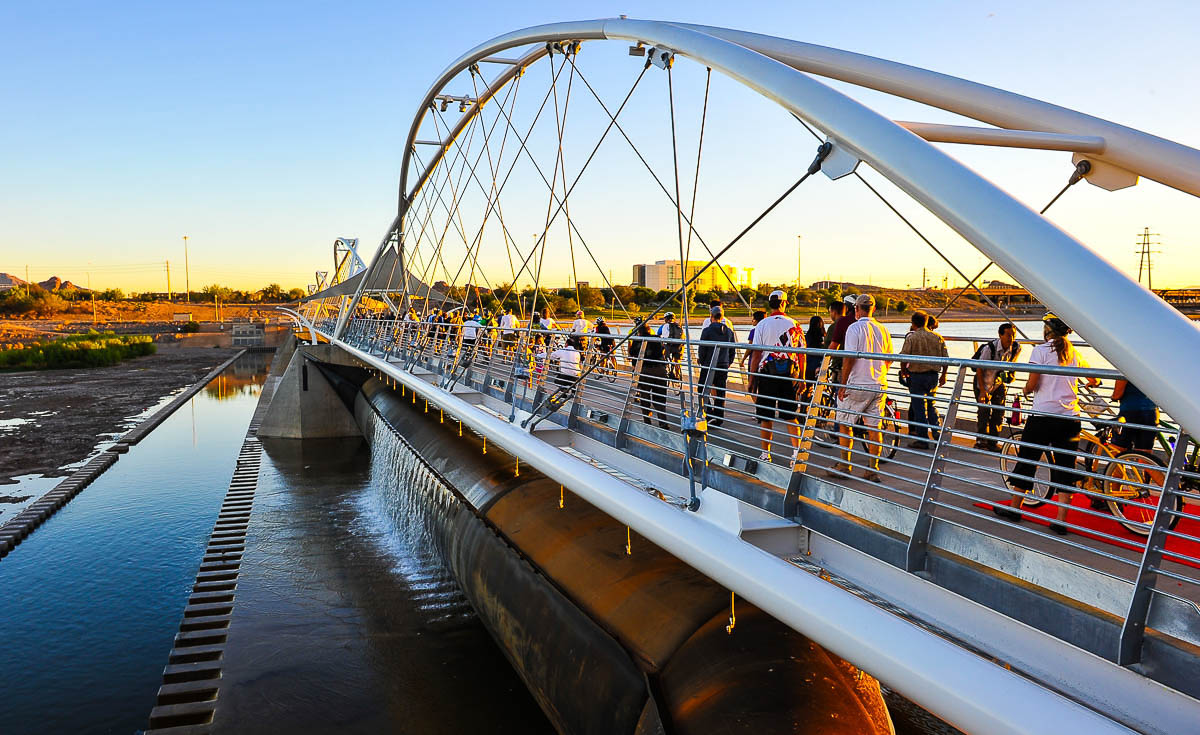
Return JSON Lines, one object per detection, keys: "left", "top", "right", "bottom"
{"left": 1134, "top": 227, "right": 1161, "bottom": 290}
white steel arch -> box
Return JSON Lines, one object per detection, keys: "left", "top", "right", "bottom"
{"left": 342, "top": 18, "right": 1200, "bottom": 437}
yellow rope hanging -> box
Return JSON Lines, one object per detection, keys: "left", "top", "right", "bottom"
{"left": 482, "top": 435, "right": 487, "bottom": 454}
{"left": 424, "top": 399, "right": 428, "bottom": 414}
{"left": 514, "top": 458, "right": 519, "bottom": 477}
{"left": 458, "top": 420, "right": 462, "bottom": 437}
{"left": 625, "top": 526, "right": 632, "bottom": 556}
{"left": 559, "top": 484, "right": 564, "bottom": 509}
{"left": 726, "top": 592, "right": 736, "bottom": 634}
{"left": 439, "top": 409, "right": 444, "bottom": 424}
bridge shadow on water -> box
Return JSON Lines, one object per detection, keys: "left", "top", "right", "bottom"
{"left": 212, "top": 436, "right": 552, "bottom": 734}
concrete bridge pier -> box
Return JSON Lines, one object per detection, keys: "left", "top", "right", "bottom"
{"left": 258, "top": 345, "right": 362, "bottom": 439}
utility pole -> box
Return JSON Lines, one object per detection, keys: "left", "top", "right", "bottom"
{"left": 183, "top": 235, "right": 190, "bottom": 303}
{"left": 166, "top": 261, "right": 172, "bottom": 301}
{"left": 1134, "top": 227, "right": 1161, "bottom": 290}
{"left": 88, "top": 270, "right": 95, "bottom": 324}
{"left": 25, "top": 265, "right": 29, "bottom": 296}
{"left": 796, "top": 234, "right": 802, "bottom": 288}
{"left": 921, "top": 267, "right": 927, "bottom": 290}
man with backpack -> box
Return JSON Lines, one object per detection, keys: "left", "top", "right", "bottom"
{"left": 698, "top": 305, "right": 737, "bottom": 427}
{"left": 749, "top": 290, "right": 805, "bottom": 464}
{"left": 973, "top": 322, "right": 1021, "bottom": 451}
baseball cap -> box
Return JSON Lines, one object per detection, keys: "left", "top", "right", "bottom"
{"left": 843, "top": 293, "right": 858, "bottom": 306}
{"left": 856, "top": 293, "right": 875, "bottom": 309}
{"left": 1042, "top": 312, "right": 1072, "bottom": 336}
{"left": 769, "top": 289, "right": 788, "bottom": 302}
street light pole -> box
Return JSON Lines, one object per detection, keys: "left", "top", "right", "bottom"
{"left": 183, "top": 235, "right": 190, "bottom": 303}
{"left": 796, "top": 234, "right": 802, "bottom": 289}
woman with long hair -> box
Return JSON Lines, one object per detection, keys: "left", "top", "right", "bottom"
{"left": 995, "top": 314, "right": 1099, "bottom": 534}
{"left": 803, "top": 315, "right": 825, "bottom": 398}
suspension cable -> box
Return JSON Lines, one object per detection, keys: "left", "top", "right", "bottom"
{"left": 566, "top": 56, "right": 753, "bottom": 311}
{"left": 791, "top": 114, "right": 1031, "bottom": 338}
{"left": 524, "top": 141, "right": 833, "bottom": 430}
{"left": 667, "top": 64, "right": 699, "bottom": 408}
{"left": 932, "top": 159, "right": 1092, "bottom": 320}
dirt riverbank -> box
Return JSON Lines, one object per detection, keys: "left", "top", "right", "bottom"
{"left": 0, "top": 347, "right": 241, "bottom": 485}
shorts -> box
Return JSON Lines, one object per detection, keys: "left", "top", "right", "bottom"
{"left": 755, "top": 374, "right": 799, "bottom": 422}
{"left": 836, "top": 385, "right": 885, "bottom": 428}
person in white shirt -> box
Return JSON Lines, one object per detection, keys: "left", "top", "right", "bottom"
{"left": 830, "top": 294, "right": 893, "bottom": 483}
{"left": 499, "top": 309, "right": 520, "bottom": 351}
{"left": 544, "top": 336, "right": 583, "bottom": 393}
{"left": 570, "top": 310, "right": 589, "bottom": 350}
{"left": 460, "top": 312, "right": 483, "bottom": 363}
{"left": 571, "top": 310, "right": 589, "bottom": 334}
{"left": 748, "top": 290, "right": 804, "bottom": 465}
{"left": 995, "top": 314, "right": 1099, "bottom": 534}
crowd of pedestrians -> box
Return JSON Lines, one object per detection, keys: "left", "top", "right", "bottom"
{"left": 375, "top": 299, "right": 1154, "bottom": 538}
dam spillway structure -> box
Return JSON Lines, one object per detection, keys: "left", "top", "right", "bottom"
{"left": 279, "top": 18, "right": 1200, "bottom": 735}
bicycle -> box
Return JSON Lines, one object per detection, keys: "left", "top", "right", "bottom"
{"left": 998, "top": 421, "right": 1180, "bottom": 536}
{"left": 587, "top": 345, "right": 618, "bottom": 383}
{"left": 810, "top": 380, "right": 900, "bottom": 463}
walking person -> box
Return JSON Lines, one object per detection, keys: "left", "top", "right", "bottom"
{"left": 830, "top": 294, "right": 893, "bottom": 482}
{"left": 996, "top": 314, "right": 1099, "bottom": 534}
{"left": 826, "top": 294, "right": 859, "bottom": 386}
{"left": 499, "top": 308, "right": 520, "bottom": 353}
{"left": 544, "top": 335, "right": 583, "bottom": 394}
{"left": 739, "top": 310, "right": 767, "bottom": 372}
{"left": 803, "top": 315, "right": 826, "bottom": 401}
{"left": 698, "top": 305, "right": 737, "bottom": 427}
{"left": 592, "top": 316, "right": 616, "bottom": 372}
{"left": 748, "top": 290, "right": 805, "bottom": 464}
{"left": 460, "top": 311, "right": 483, "bottom": 365}
{"left": 629, "top": 318, "right": 670, "bottom": 429}
{"left": 972, "top": 322, "right": 1021, "bottom": 450}
{"left": 899, "top": 311, "right": 949, "bottom": 449}
{"left": 1110, "top": 379, "right": 1159, "bottom": 452}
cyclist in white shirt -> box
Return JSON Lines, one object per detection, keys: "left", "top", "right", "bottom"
{"left": 831, "top": 294, "right": 893, "bottom": 483}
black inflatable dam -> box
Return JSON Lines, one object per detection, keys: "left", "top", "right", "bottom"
{"left": 321, "top": 363, "right": 893, "bottom": 734}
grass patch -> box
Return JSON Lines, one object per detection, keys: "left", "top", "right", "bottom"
{"left": 0, "top": 330, "right": 156, "bottom": 370}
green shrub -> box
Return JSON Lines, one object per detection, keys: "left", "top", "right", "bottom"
{"left": 181, "top": 321, "right": 200, "bottom": 333}
{"left": 0, "top": 332, "right": 157, "bottom": 371}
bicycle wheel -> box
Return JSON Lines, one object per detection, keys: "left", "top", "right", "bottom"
{"left": 999, "top": 432, "right": 1052, "bottom": 508}
{"left": 880, "top": 415, "right": 901, "bottom": 461}
{"left": 1105, "top": 451, "right": 1178, "bottom": 536}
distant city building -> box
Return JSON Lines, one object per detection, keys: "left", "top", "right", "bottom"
{"left": 632, "top": 260, "right": 752, "bottom": 291}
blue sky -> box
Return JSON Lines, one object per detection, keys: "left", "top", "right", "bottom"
{"left": 2, "top": 1, "right": 1198, "bottom": 292}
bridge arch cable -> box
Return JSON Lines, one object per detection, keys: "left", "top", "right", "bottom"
{"left": 524, "top": 140, "right": 834, "bottom": 431}
{"left": 931, "top": 159, "right": 1092, "bottom": 321}
{"left": 467, "top": 66, "right": 527, "bottom": 299}
{"left": 415, "top": 53, "right": 576, "bottom": 319}
{"left": 788, "top": 113, "right": 1034, "bottom": 338}
{"left": 479, "top": 51, "right": 652, "bottom": 320}
{"left": 564, "top": 53, "right": 753, "bottom": 312}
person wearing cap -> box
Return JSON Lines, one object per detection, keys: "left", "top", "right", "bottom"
{"left": 657, "top": 311, "right": 684, "bottom": 379}
{"left": 460, "top": 310, "right": 484, "bottom": 364}
{"left": 698, "top": 305, "right": 737, "bottom": 427}
{"left": 749, "top": 289, "right": 805, "bottom": 464}
{"left": 831, "top": 293, "right": 893, "bottom": 483}
{"left": 997, "top": 314, "right": 1099, "bottom": 534}
{"left": 700, "top": 299, "right": 726, "bottom": 329}
{"left": 592, "top": 315, "right": 616, "bottom": 370}
{"left": 571, "top": 310, "right": 589, "bottom": 334}
{"left": 972, "top": 322, "right": 1020, "bottom": 451}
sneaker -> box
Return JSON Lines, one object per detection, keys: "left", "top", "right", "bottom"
{"left": 992, "top": 506, "right": 1022, "bottom": 522}
{"left": 758, "top": 451, "right": 771, "bottom": 462}
{"left": 906, "top": 440, "right": 930, "bottom": 450}
{"left": 823, "top": 463, "right": 848, "bottom": 478}
{"left": 863, "top": 471, "right": 882, "bottom": 483}
{"left": 790, "top": 448, "right": 801, "bottom": 465}
{"left": 1049, "top": 522, "right": 1069, "bottom": 535}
